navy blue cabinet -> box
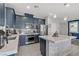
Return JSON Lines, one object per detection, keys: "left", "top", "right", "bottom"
{"left": 15, "top": 19, "right": 21, "bottom": 29}
{"left": 39, "top": 38, "right": 46, "bottom": 56}
{"left": 0, "top": 3, "right": 5, "bottom": 26}
{"left": 15, "top": 15, "right": 34, "bottom": 29}
{"left": 34, "top": 18, "right": 38, "bottom": 24}
{"left": 25, "top": 17, "right": 34, "bottom": 24}
{"left": 6, "top": 7, "right": 16, "bottom": 28}
{"left": 33, "top": 18, "right": 40, "bottom": 33}
{"left": 15, "top": 15, "right": 24, "bottom": 29}
{"left": 15, "top": 14, "right": 45, "bottom": 29}
{"left": 19, "top": 35, "right": 26, "bottom": 46}
{"left": 15, "top": 15, "right": 25, "bottom": 29}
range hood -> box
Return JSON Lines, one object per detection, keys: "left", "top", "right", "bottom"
{"left": 24, "top": 13, "right": 33, "bottom": 18}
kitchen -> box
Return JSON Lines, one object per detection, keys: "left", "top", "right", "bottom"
{"left": 0, "top": 3, "right": 79, "bottom": 56}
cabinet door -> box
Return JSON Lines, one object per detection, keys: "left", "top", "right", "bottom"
{"left": 28, "top": 17, "right": 34, "bottom": 24}
{"left": 6, "top": 7, "right": 16, "bottom": 28}
{"left": 0, "top": 3, "right": 5, "bottom": 26}
{"left": 34, "top": 18, "right": 38, "bottom": 24}
{"left": 24, "top": 17, "right": 34, "bottom": 24}
{"left": 16, "top": 16, "right": 35, "bottom": 29}
{"left": 15, "top": 15, "right": 24, "bottom": 29}
{"left": 15, "top": 19, "right": 22, "bottom": 29}
{"left": 33, "top": 18, "right": 39, "bottom": 29}
{"left": 40, "top": 38, "right": 46, "bottom": 56}
{"left": 19, "top": 35, "right": 26, "bottom": 46}
{"left": 24, "top": 17, "right": 34, "bottom": 28}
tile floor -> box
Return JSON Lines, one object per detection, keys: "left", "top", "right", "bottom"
{"left": 17, "top": 40, "right": 79, "bottom": 56}
{"left": 68, "top": 44, "right": 79, "bottom": 56}
{"left": 17, "top": 43, "right": 42, "bottom": 56}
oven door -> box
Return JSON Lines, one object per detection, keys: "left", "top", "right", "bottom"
{"left": 25, "top": 35, "right": 35, "bottom": 44}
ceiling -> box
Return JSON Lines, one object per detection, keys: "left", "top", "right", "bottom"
{"left": 6, "top": 3, "right": 79, "bottom": 22}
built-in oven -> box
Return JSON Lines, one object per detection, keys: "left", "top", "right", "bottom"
{"left": 25, "top": 35, "right": 35, "bottom": 44}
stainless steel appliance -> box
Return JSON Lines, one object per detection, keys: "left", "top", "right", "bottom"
{"left": 40, "top": 25, "right": 48, "bottom": 35}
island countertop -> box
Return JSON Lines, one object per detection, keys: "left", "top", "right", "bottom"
{"left": 0, "top": 34, "right": 19, "bottom": 56}
{"left": 39, "top": 35, "right": 76, "bottom": 43}
{"left": 39, "top": 35, "right": 77, "bottom": 56}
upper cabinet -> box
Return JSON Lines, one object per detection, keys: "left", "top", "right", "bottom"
{"left": 34, "top": 18, "right": 39, "bottom": 25}
{"left": 15, "top": 15, "right": 25, "bottom": 29}
{"left": 15, "top": 15, "right": 34, "bottom": 29}
{"left": 15, "top": 15, "right": 45, "bottom": 29}
{"left": 15, "top": 12, "right": 45, "bottom": 29}
{"left": 0, "top": 3, "right": 5, "bottom": 26}
{"left": 34, "top": 18, "right": 45, "bottom": 25}
{"left": 33, "top": 18, "right": 39, "bottom": 29}
{"left": 24, "top": 17, "right": 34, "bottom": 24}
{"left": 6, "top": 7, "right": 16, "bottom": 28}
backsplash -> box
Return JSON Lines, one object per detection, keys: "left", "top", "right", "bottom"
{"left": 16, "top": 28, "right": 37, "bottom": 34}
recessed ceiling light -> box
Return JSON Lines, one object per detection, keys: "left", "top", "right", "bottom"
{"left": 26, "top": 6, "right": 30, "bottom": 9}
{"left": 34, "top": 5, "right": 39, "bottom": 8}
{"left": 64, "top": 3, "right": 70, "bottom": 7}
{"left": 53, "top": 14, "right": 57, "bottom": 18}
{"left": 64, "top": 17, "right": 67, "bottom": 20}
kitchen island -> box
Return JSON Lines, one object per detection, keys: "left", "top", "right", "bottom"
{"left": 39, "top": 35, "right": 76, "bottom": 56}
{"left": 0, "top": 34, "right": 19, "bottom": 56}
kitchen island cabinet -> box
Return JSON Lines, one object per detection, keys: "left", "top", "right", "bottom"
{"left": 40, "top": 38, "right": 46, "bottom": 56}
{"left": 39, "top": 35, "right": 76, "bottom": 56}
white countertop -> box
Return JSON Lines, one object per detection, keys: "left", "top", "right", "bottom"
{"left": 39, "top": 35, "right": 76, "bottom": 43}
{"left": 19, "top": 33, "right": 39, "bottom": 36}
{"left": 0, "top": 34, "right": 19, "bottom": 56}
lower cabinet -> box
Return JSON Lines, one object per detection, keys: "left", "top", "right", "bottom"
{"left": 39, "top": 38, "right": 46, "bottom": 56}
{"left": 19, "top": 35, "right": 39, "bottom": 46}
{"left": 19, "top": 35, "right": 26, "bottom": 46}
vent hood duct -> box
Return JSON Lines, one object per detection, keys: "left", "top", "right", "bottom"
{"left": 24, "top": 13, "right": 33, "bottom": 18}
